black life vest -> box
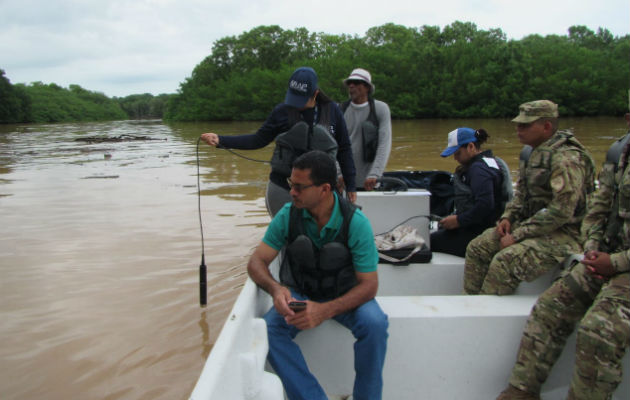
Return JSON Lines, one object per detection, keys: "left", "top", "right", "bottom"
{"left": 605, "top": 132, "right": 630, "bottom": 172}
{"left": 279, "top": 197, "right": 358, "bottom": 301}
{"left": 341, "top": 99, "right": 379, "bottom": 162}
{"left": 495, "top": 156, "right": 514, "bottom": 210}
{"left": 601, "top": 132, "right": 630, "bottom": 251}
{"left": 270, "top": 105, "right": 338, "bottom": 178}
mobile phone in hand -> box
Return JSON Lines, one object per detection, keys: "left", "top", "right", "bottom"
{"left": 288, "top": 301, "right": 306, "bottom": 311}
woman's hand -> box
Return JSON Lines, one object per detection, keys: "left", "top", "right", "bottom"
{"left": 200, "top": 133, "right": 220, "bottom": 147}
{"left": 439, "top": 215, "right": 459, "bottom": 230}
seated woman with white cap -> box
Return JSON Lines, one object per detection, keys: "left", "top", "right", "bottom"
{"left": 430, "top": 127, "right": 511, "bottom": 257}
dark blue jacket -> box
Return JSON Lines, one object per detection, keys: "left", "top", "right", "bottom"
{"left": 218, "top": 102, "right": 357, "bottom": 192}
{"left": 456, "top": 150, "right": 504, "bottom": 229}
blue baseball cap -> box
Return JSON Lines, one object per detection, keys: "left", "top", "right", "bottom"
{"left": 440, "top": 127, "right": 477, "bottom": 157}
{"left": 284, "top": 67, "right": 318, "bottom": 108}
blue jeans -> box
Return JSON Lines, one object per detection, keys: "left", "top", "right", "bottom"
{"left": 263, "top": 291, "right": 389, "bottom": 400}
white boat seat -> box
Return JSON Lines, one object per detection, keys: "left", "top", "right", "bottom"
{"left": 289, "top": 294, "right": 629, "bottom": 400}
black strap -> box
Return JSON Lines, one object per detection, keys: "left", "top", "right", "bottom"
{"left": 288, "top": 197, "right": 356, "bottom": 244}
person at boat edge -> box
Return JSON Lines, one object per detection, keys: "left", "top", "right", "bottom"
{"left": 200, "top": 66, "right": 357, "bottom": 217}
{"left": 340, "top": 68, "right": 392, "bottom": 191}
{"left": 496, "top": 112, "right": 630, "bottom": 400}
{"left": 246, "top": 150, "right": 388, "bottom": 400}
{"left": 430, "top": 126, "right": 510, "bottom": 257}
{"left": 464, "top": 99, "right": 596, "bottom": 295}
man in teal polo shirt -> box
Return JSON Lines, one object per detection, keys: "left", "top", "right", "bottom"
{"left": 247, "top": 150, "right": 389, "bottom": 400}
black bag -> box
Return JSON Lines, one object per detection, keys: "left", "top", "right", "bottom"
{"left": 381, "top": 170, "right": 454, "bottom": 217}
{"left": 378, "top": 244, "right": 433, "bottom": 265}
{"left": 375, "top": 225, "right": 432, "bottom": 265}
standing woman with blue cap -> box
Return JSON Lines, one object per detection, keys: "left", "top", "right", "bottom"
{"left": 430, "top": 127, "right": 511, "bottom": 257}
{"left": 201, "top": 67, "right": 357, "bottom": 216}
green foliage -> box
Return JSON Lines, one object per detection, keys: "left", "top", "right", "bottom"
{"left": 22, "top": 82, "right": 127, "bottom": 123}
{"left": 2, "top": 22, "right": 629, "bottom": 124}
{"left": 116, "top": 93, "right": 173, "bottom": 119}
{"left": 165, "top": 23, "right": 630, "bottom": 121}
{"left": 0, "top": 78, "right": 128, "bottom": 124}
{"left": 0, "top": 71, "right": 177, "bottom": 124}
{"left": 0, "top": 69, "right": 30, "bottom": 123}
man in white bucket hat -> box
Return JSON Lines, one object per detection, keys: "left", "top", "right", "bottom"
{"left": 340, "top": 68, "right": 392, "bottom": 191}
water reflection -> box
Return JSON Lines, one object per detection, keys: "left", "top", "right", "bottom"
{"left": 198, "top": 310, "right": 211, "bottom": 360}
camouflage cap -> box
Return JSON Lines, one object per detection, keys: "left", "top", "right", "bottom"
{"left": 511, "top": 100, "right": 558, "bottom": 123}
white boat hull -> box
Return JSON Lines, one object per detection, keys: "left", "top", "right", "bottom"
{"left": 190, "top": 190, "right": 629, "bottom": 400}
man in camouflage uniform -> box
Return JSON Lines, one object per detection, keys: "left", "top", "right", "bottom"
{"left": 464, "top": 100, "right": 595, "bottom": 294}
{"left": 497, "top": 115, "right": 630, "bottom": 400}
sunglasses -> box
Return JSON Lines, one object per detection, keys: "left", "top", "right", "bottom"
{"left": 346, "top": 79, "right": 366, "bottom": 86}
{"left": 287, "top": 178, "right": 316, "bottom": 192}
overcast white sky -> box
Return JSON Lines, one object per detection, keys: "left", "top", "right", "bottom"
{"left": 1, "top": 0, "right": 628, "bottom": 98}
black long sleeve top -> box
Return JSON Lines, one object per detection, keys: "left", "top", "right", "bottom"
{"left": 218, "top": 102, "right": 356, "bottom": 192}
{"left": 456, "top": 150, "right": 504, "bottom": 229}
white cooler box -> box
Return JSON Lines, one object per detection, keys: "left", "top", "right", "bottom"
{"left": 355, "top": 189, "right": 431, "bottom": 248}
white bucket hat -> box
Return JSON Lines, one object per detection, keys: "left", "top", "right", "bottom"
{"left": 343, "top": 68, "right": 375, "bottom": 93}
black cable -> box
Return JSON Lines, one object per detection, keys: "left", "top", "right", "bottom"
{"left": 195, "top": 137, "right": 283, "bottom": 305}
{"left": 195, "top": 137, "right": 269, "bottom": 307}
{"left": 196, "top": 137, "right": 207, "bottom": 307}
{"left": 218, "top": 145, "right": 270, "bottom": 164}
{"left": 197, "top": 138, "right": 205, "bottom": 254}
{"left": 374, "top": 214, "right": 432, "bottom": 236}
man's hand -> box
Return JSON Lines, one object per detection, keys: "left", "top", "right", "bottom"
{"left": 439, "top": 215, "right": 459, "bottom": 230}
{"left": 200, "top": 132, "right": 220, "bottom": 147}
{"left": 285, "top": 300, "right": 330, "bottom": 330}
{"left": 500, "top": 233, "right": 516, "bottom": 249}
{"left": 285, "top": 271, "right": 378, "bottom": 330}
{"left": 271, "top": 286, "right": 295, "bottom": 317}
{"left": 363, "top": 177, "right": 377, "bottom": 191}
{"left": 347, "top": 191, "right": 357, "bottom": 203}
{"left": 336, "top": 177, "right": 346, "bottom": 193}
{"left": 496, "top": 218, "right": 511, "bottom": 237}
{"left": 582, "top": 250, "right": 615, "bottom": 279}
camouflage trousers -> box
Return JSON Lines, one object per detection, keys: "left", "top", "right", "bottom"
{"left": 508, "top": 263, "right": 630, "bottom": 399}
{"left": 464, "top": 227, "right": 581, "bottom": 295}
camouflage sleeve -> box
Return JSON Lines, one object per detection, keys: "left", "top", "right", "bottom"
{"left": 511, "top": 149, "right": 589, "bottom": 242}
{"left": 501, "top": 168, "right": 526, "bottom": 223}
{"left": 581, "top": 163, "right": 616, "bottom": 251}
{"left": 610, "top": 250, "right": 630, "bottom": 273}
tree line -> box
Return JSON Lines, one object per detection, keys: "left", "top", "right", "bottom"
{"left": 2, "top": 22, "right": 629, "bottom": 124}
{"left": 166, "top": 22, "right": 630, "bottom": 121}
{"left": 0, "top": 70, "right": 171, "bottom": 124}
